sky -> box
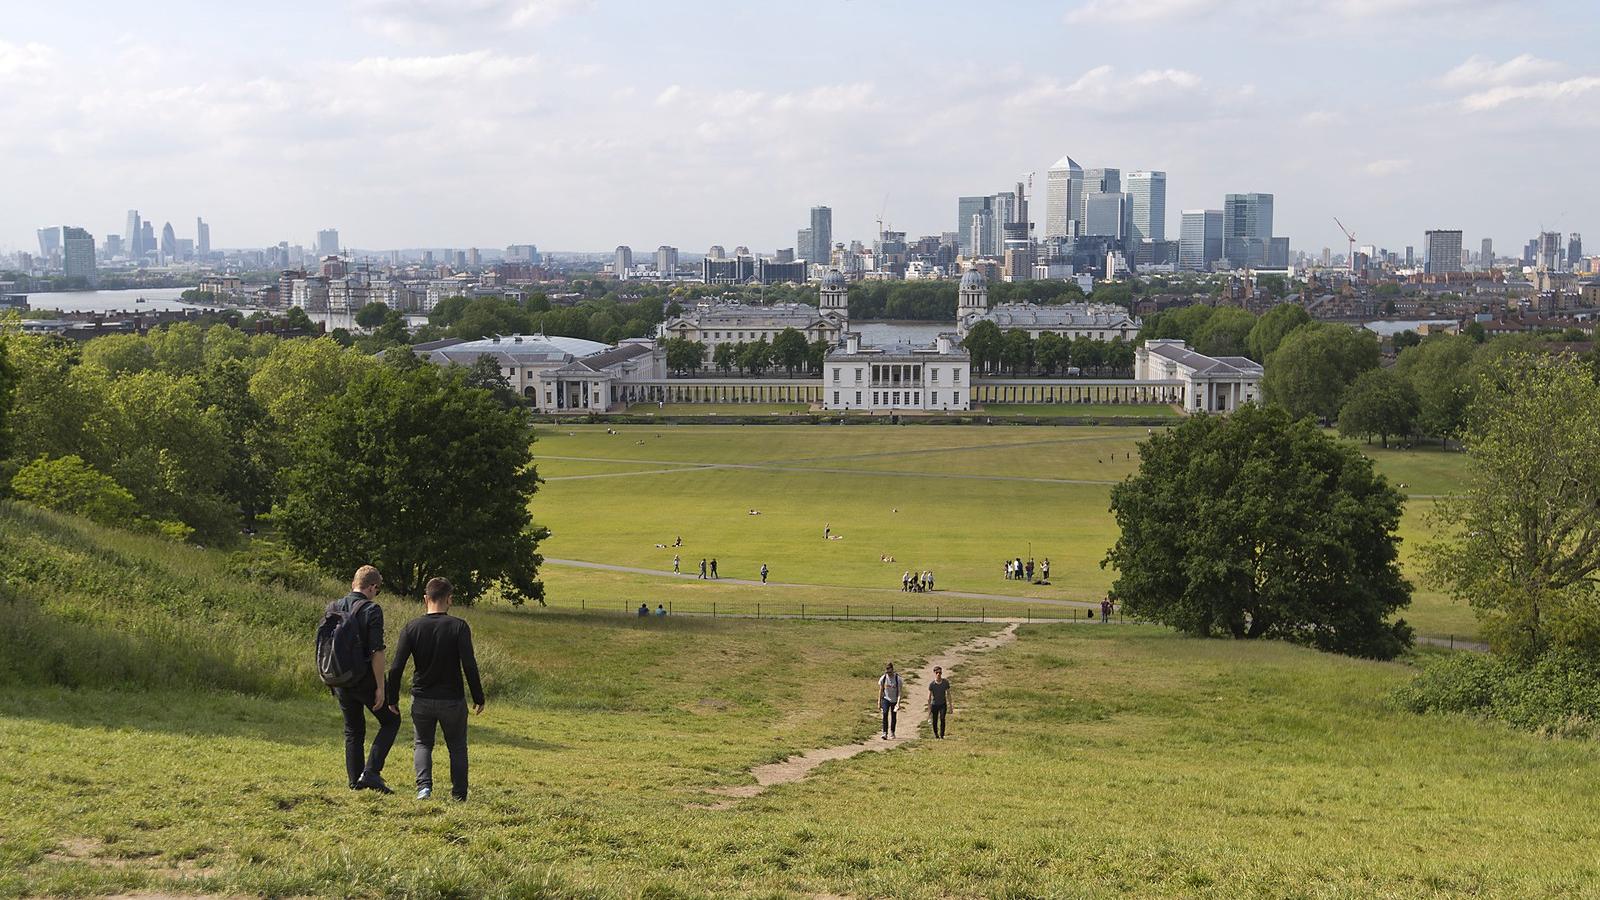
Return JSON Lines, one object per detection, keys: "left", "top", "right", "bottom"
{"left": 2, "top": 0, "right": 1595, "bottom": 258}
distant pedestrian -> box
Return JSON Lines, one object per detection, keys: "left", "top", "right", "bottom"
{"left": 675, "top": 536, "right": 682, "bottom": 547}
{"left": 759, "top": 563, "right": 769, "bottom": 584}
{"left": 902, "top": 571, "right": 911, "bottom": 592}
{"left": 927, "top": 665, "right": 951, "bottom": 739}
{"left": 1041, "top": 558, "right": 1050, "bottom": 582}
{"left": 673, "top": 554, "right": 680, "bottom": 574}
{"left": 1100, "top": 597, "right": 1112, "bottom": 623}
{"left": 710, "top": 558, "right": 719, "bottom": 579}
{"left": 385, "top": 577, "right": 484, "bottom": 802}
{"left": 1025, "top": 559, "right": 1034, "bottom": 582}
{"left": 320, "top": 565, "right": 399, "bottom": 794}
{"left": 824, "top": 524, "right": 830, "bottom": 540}
{"left": 698, "top": 559, "right": 707, "bottom": 580}
{"left": 877, "top": 662, "right": 904, "bottom": 739}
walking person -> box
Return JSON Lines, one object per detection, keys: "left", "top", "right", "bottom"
{"left": 385, "top": 577, "right": 485, "bottom": 802}
{"left": 1025, "top": 559, "right": 1034, "bottom": 582}
{"left": 877, "top": 662, "right": 904, "bottom": 739}
{"left": 902, "top": 571, "right": 911, "bottom": 592}
{"left": 672, "top": 554, "right": 680, "bottom": 574}
{"left": 699, "top": 558, "right": 707, "bottom": 580}
{"left": 759, "top": 563, "right": 769, "bottom": 584}
{"left": 1041, "top": 558, "right": 1050, "bottom": 582}
{"left": 710, "top": 558, "right": 719, "bottom": 579}
{"left": 927, "top": 666, "right": 951, "bottom": 739}
{"left": 322, "top": 566, "right": 400, "bottom": 794}
{"left": 1101, "top": 596, "right": 1113, "bottom": 623}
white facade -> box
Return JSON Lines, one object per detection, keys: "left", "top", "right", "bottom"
{"left": 1135, "top": 339, "right": 1262, "bottom": 414}
{"left": 824, "top": 333, "right": 971, "bottom": 412}
{"left": 411, "top": 335, "right": 665, "bottom": 412}
{"left": 662, "top": 302, "right": 846, "bottom": 363}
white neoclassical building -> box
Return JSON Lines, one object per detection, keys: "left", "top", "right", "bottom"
{"left": 661, "top": 273, "right": 849, "bottom": 364}
{"left": 954, "top": 269, "right": 1141, "bottom": 340}
{"left": 1135, "top": 339, "right": 1262, "bottom": 414}
{"left": 411, "top": 334, "right": 665, "bottom": 412}
{"left": 824, "top": 332, "right": 971, "bottom": 412}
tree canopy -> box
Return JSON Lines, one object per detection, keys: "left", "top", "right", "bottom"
{"left": 1246, "top": 303, "right": 1310, "bottom": 361}
{"left": 1262, "top": 324, "right": 1380, "bottom": 422}
{"left": 1337, "top": 368, "right": 1419, "bottom": 448}
{"left": 1105, "top": 404, "right": 1413, "bottom": 659}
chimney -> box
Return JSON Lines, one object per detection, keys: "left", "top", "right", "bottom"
{"left": 846, "top": 332, "right": 860, "bottom": 354}
{"left": 936, "top": 334, "right": 952, "bottom": 354}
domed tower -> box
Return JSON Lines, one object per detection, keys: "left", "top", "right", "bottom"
{"left": 956, "top": 268, "right": 989, "bottom": 336}
{"left": 819, "top": 269, "right": 849, "bottom": 330}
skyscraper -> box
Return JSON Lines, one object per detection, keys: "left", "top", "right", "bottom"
{"left": 809, "top": 206, "right": 832, "bottom": 267}
{"left": 36, "top": 226, "right": 61, "bottom": 259}
{"left": 141, "top": 221, "right": 155, "bottom": 257}
{"left": 125, "top": 210, "right": 142, "bottom": 256}
{"left": 1045, "top": 155, "right": 1083, "bottom": 240}
{"left": 62, "top": 226, "right": 95, "bottom": 282}
{"left": 1126, "top": 171, "right": 1167, "bottom": 243}
{"left": 956, "top": 196, "right": 991, "bottom": 256}
{"left": 196, "top": 218, "right": 210, "bottom": 257}
{"left": 1424, "top": 230, "right": 1464, "bottom": 275}
{"left": 1569, "top": 234, "right": 1583, "bottom": 268}
{"left": 796, "top": 228, "right": 813, "bottom": 261}
{"left": 614, "top": 245, "right": 633, "bottom": 280}
{"left": 160, "top": 222, "right": 177, "bottom": 261}
{"left": 1480, "top": 238, "right": 1493, "bottom": 268}
{"left": 1223, "top": 193, "right": 1274, "bottom": 267}
{"left": 1085, "top": 192, "right": 1129, "bottom": 239}
{"left": 1537, "top": 232, "right": 1561, "bottom": 270}
{"left": 656, "top": 245, "right": 678, "bottom": 275}
{"left": 1079, "top": 168, "right": 1121, "bottom": 230}
{"left": 316, "top": 228, "right": 340, "bottom": 258}
{"left": 1178, "top": 209, "right": 1223, "bottom": 271}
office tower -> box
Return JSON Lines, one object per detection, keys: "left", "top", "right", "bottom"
{"left": 1079, "top": 168, "right": 1121, "bottom": 229}
{"left": 988, "top": 191, "right": 1015, "bottom": 255}
{"left": 707, "top": 245, "right": 726, "bottom": 260}
{"left": 1086, "top": 192, "right": 1129, "bottom": 239}
{"left": 160, "top": 222, "right": 177, "bottom": 260}
{"left": 1424, "top": 230, "right": 1464, "bottom": 275}
{"left": 775, "top": 248, "right": 794, "bottom": 264}
{"left": 104, "top": 234, "right": 123, "bottom": 258}
{"left": 1480, "top": 238, "right": 1493, "bottom": 267}
{"left": 614, "top": 245, "right": 633, "bottom": 279}
{"left": 62, "top": 226, "right": 95, "bottom": 281}
{"left": 1268, "top": 237, "right": 1290, "bottom": 268}
{"left": 809, "top": 206, "right": 832, "bottom": 267}
{"left": 1126, "top": 171, "right": 1167, "bottom": 243}
{"left": 316, "top": 229, "right": 340, "bottom": 258}
{"left": 36, "top": 226, "right": 61, "bottom": 259}
{"left": 796, "top": 228, "right": 813, "bottom": 260}
{"left": 956, "top": 195, "right": 991, "bottom": 256}
{"left": 1321, "top": 247, "right": 1332, "bottom": 267}
{"left": 1178, "top": 209, "right": 1222, "bottom": 271}
{"left": 655, "top": 245, "right": 678, "bottom": 275}
{"left": 1045, "top": 155, "right": 1083, "bottom": 239}
{"left": 1405, "top": 246, "right": 1414, "bottom": 268}
{"left": 1013, "top": 180, "right": 1029, "bottom": 234}
{"left": 969, "top": 208, "right": 996, "bottom": 257}
{"left": 1569, "top": 234, "right": 1583, "bottom": 268}
{"left": 141, "top": 221, "right": 155, "bottom": 256}
{"left": 506, "top": 244, "right": 540, "bottom": 264}
{"left": 196, "top": 218, "right": 210, "bottom": 257}
{"left": 467, "top": 248, "right": 480, "bottom": 267}
{"left": 1537, "top": 232, "right": 1561, "bottom": 269}
{"left": 1222, "top": 192, "right": 1274, "bottom": 267}
{"left": 125, "top": 210, "right": 142, "bottom": 256}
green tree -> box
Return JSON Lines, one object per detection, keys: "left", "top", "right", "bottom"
{"left": 1392, "top": 330, "right": 1422, "bottom": 351}
{"left": 11, "top": 454, "right": 139, "bottom": 526}
{"left": 1262, "top": 324, "right": 1380, "bottom": 422}
{"left": 355, "top": 301, "right": 392, "bottom": 329}
{"left": 202, "top": 324, "right": 252, "bottom": 368}
{"left": 1070, "top": 336, "right": 1104, "bottom": 373}
{"left": 663, "top": 337, "right": 705, "bottom": 375}
{"left": 249, "top": 337, "right": 374, "bottom": 425}
{"left": 1001, "top": 329, "right": 1033, "bottom": 375}
{"left": 740, "top": 338, "right": 772, "bottom": 376}
{"left": 278, "top": 364, "right": 547, "bottom": 604}
{"left": 282, "top": 306, "right": 314, "bottom": 333}
{"left": 465, "top": 354, "right": 520, "bottom": 406}
{"left": 0, "top": 335, "right": 14, "bottom": 476}
{"left": 1338, "top": 368, "right": 1420, "bottom": 448}
{"left": 1425, "top": 353, "right": 1600, "bottom": 661}
{"left": 198, "top": 359, "right": 277, "bottom": 530}
{"left": 1036, "top": 332, "right": 1064, "bottom": 374}
{"left": 1191, "top": 306, "right": 1257, "bottom": 358}
{"left": 1246, "top": 303, "right": 1311, "bottom": 361}
{"left": 1464, "top": 319, "right": 1486, "bottom": 343}
{"left": 1395, "top": 335, "right": 1477, "bottom": 443}
{"left": 80, "top": 334, "right": 155, "bottom": 377}
{"left": 961, "top": 320, "right": 1003, "bottom": 374}
{"left": 1104, "top": 337, "right": 1135, "bottom": 374}
{"left": 1105, "top": 404, "right": 1412, "bottom": 658}
{"left": 712, "top": 342, "right": 737, "bottom": 375}
{"left": 146, "top": 323, "right": 206, "bottom": 375}
{"left": 807, "top": 337, "right": 831, "bottom": 373}
{"left": 771, "top": 327, "right": 809, "bottom": 376}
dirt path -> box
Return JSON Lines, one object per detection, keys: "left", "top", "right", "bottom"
{"left": 702, "top": 624, "right": 1020, "bottom": 807}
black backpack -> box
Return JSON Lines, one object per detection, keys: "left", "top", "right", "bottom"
{"left": 315, "top": 597, "right": 371, "bottom": 688}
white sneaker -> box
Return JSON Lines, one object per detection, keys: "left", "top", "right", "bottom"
{"left": 416, "top": 787, "right": 432, "bottom": 800}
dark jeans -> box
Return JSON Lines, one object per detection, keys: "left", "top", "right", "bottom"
{"left": 336, "top": 685, "right": 401, "bottom": 786}
{"left": 880, "top": 697, "right": 898, "bottom": 735}
{"left": 412, "top": 697, "right": 470, "bottom": 800}
{"left": 930, "top": 703, "right": 947, "bottom": 738}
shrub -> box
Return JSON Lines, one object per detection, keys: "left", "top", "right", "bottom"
{"left": 1392, "top": 650, "right": 1600, "bottom": 738}
{"left": 10, "top": 455, "right": 138, "bottom": 526}
{"left": 225, "top": 541, "right": 329, "bottom": 594}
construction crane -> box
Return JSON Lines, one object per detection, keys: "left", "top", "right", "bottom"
{"left": 1333, "top": 217, "right": 1357, "bottom": 274}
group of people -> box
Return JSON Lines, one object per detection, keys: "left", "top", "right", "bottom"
{"left": 1003, "top": 557, "right": 1050, "bottom": 583}
{"left": 900, "top": 570, "right": 935, "bottom": 593}
{"left": 876, "top": 662, "right": 952, "bottom": 740}
{"left": 637, "top": 603, "right": 668, "bottom": 617}
{"left": 322, "top": 566, "right": 483, "bottom": 802}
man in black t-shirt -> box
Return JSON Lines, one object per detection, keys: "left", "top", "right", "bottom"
{"left": 927, "top": 665, "right": 952, "bottom": 738}
{"left": 385, "top": 577, "right": 485, "bottom": 801}
{"left": 332, "top": 565, "right": 401, "bottom": 793}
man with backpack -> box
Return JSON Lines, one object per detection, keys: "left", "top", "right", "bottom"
{"left": 385, "top": 577, "right": 485, "bottom": 802}
{"left": 877, "top": 662, "right": 904, "bottom": 740}
{"left": 318, "top": 565, "right": 400, "bottom": 794}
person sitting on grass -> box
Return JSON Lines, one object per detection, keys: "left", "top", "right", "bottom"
{"left": 384, "top": 577, "right": 484, "bottom": 802}
{"left": 655, "top": 604, "right": 667, "bottom": 616}
{"left": 637, "top": 603, "right": 649, "bottom": 617}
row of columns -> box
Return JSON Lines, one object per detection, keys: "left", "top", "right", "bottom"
{"left": 617, "top": 382, "right": 824, "bottom": 405}
{"left": 970, "top": 383, "right": 1185, "bottom": 405}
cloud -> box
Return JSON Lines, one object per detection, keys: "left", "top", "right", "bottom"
{"left": 0, "top": 40, "right": 56, "bottom": 83}
{"left": 347, "top": 50, "right": 540, "bottom": 81}
{"left": 1438, "top": 54, "right": 1562, "bottom": 88}
{"left": 1003, "top": 65, "right": 1242, "bottom": 123}
{"left": 1459, "top": 76, "right": 1600, "bottom": 111}
{"left": 1299, "top": 109, "right": 1345, "bottom": 127}
{"left": 352, "top": 0, "right": 589, "bottom": 41}
{"left": 1065, "top": 0, "right": 1515, "bottom": 25}
{"left": 1362, "top": 159, "right": 1411, "bottom": 176}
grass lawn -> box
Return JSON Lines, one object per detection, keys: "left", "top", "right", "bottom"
{"left": 622, "top": 402, "right": 814, "bottom": 416}
{"left": 979, "top": 402, "right": 1181, "bottom": 418}
{"left": 533, "top": 424, "right": 1477, "bottom": 639}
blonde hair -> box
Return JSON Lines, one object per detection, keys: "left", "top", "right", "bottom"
{"left": 352, "top": 566, "right": 383, "bottom": 591}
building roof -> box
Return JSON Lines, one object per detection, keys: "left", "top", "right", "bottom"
{"left": 1144, "top": 340, "right": 1263, "bottom": 377}
{"left": 979, "top": 302, "right": 1138, "bottom": 330}
{"left": 414, "top": 333, "right": 611, "bottom": 367}
{"left": 959, "top": 269, "right": 988, "bottom": 291}
{"left": 820, "top": 270, "right": 847, "bottom": 290}
{"left": 665, "top": 302, "right": 836, "bottom": 330}
{"left": 828, "top": 339, "right": 969, "bottom": 362}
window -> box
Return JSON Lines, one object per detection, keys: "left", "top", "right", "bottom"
{"left": 855, "top": 391, "right": 862, "bottom": 404}
{"left": 930, "top": 391, "right": 937, "bottom": 405}
{"left": 873, "top": 391, "right": 879, "bottom": 405}
{"left": 893, "top": 391, "right": 901, "bottom": 405}
{"left": 832, "top": 368, "right": 840, "bottom": 384}
{"left": 854, "top": 367, "right": 863, "bottom": 384}
{"left": 930, "top": 368, "right": 939, "bottom": 383}
{"left": 953, "top": 368, "right": 962, "bottom": 383}
{"left": 833, "top": 391, "right": 840, "bottom": 404}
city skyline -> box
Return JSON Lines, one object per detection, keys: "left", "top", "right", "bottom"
{"left": 2, "top": 0, "right": 1595, "bottom": 256}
